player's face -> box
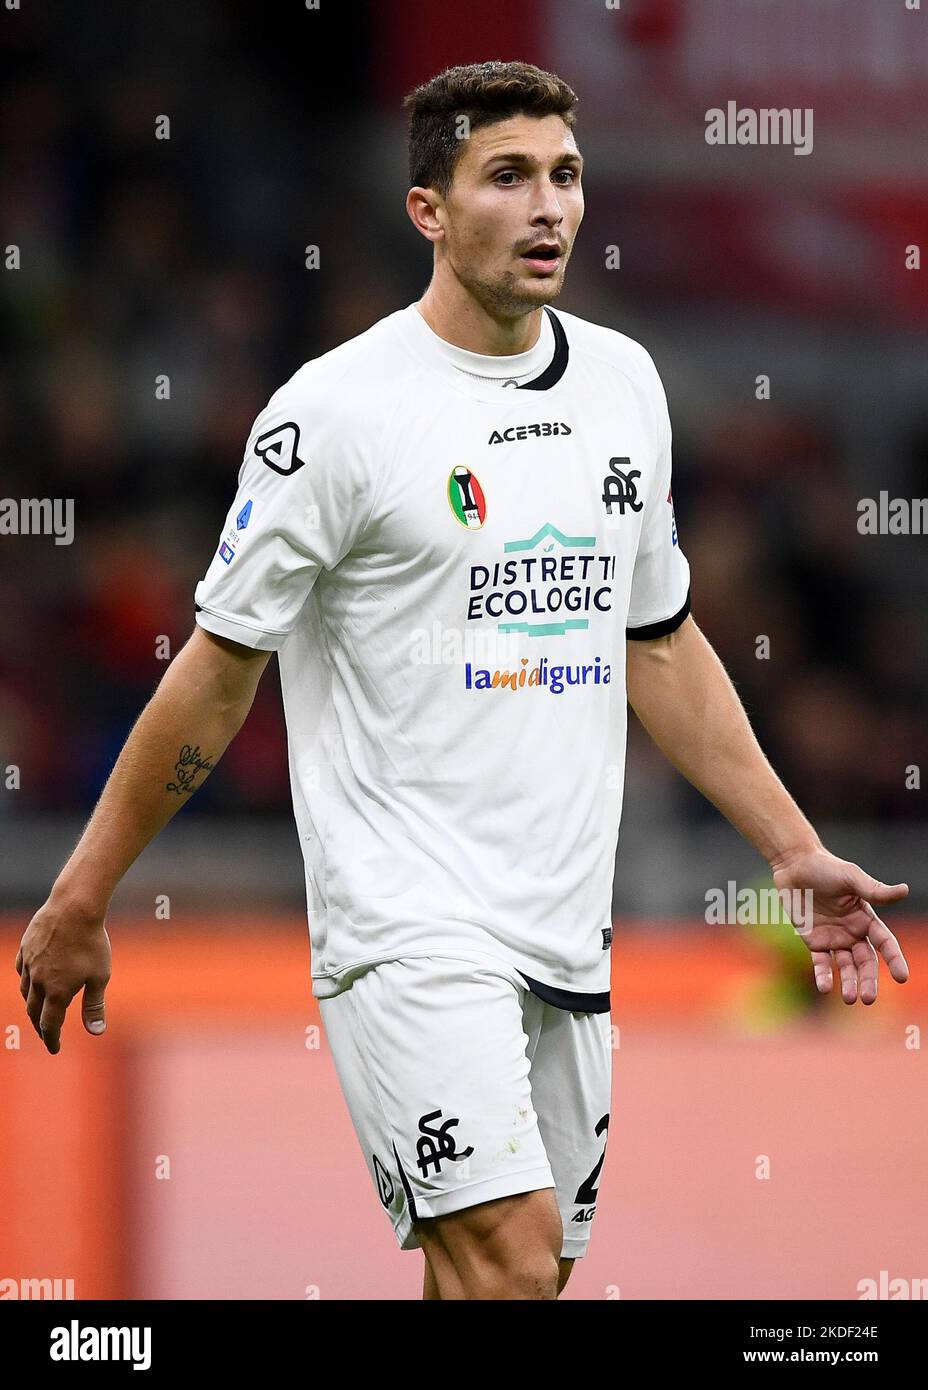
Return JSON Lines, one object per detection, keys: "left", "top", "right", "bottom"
{"left": 441, "top": 113, "right": 584, "bottom": 315}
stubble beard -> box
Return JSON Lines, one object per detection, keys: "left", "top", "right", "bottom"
{"left": 454, "top": 255, "right": 565, "bottom": 318}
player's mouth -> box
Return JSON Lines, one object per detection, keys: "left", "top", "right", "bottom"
{"left": 519, "top": 243, "right": 563, "bottom": 274}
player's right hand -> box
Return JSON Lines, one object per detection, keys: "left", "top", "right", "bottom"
{"left": 15, "top": 898, "right": 112, "bottom": 1054}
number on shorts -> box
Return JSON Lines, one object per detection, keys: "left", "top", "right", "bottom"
{"left": 574, "top": 1112, "right": 610, "bottom": 1206}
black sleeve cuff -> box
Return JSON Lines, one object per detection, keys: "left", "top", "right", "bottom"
{"left": 626, "top": 585, "right": 691, "bottom": 641}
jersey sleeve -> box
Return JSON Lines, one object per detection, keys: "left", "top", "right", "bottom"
{"left": 193, "top": 368, "right": 375, "bottom": 650}
{"left": 625, "top": 358, "right": 691, "bottom": 640}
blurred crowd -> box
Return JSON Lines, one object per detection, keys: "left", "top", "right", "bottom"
{"left": 1, "top": 3, "right": 925, "bottom": 830}
{"left": 652, "top": 405, "right": 928, "bottom": 826}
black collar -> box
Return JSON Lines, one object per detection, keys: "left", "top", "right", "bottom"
{"left": 516, "top": 306, "right": 569, "bottom": 391}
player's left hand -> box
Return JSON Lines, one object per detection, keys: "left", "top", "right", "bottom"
{"left": 771, "top": 847, "right": 909, "bottom": 1005}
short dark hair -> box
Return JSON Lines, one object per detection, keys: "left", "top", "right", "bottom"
{"left": 403, "top": 60, "right": 579, "bottom": 198}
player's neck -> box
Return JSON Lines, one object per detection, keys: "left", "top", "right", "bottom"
{"left": 415, "top": 284, "right": 543, "bottom": 357}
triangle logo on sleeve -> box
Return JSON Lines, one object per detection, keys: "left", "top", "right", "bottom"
{"left": 254, "top": 421, "right": 308, "bottom": 476}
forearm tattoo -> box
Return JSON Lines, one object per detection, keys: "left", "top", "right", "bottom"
{"left": 166, "top": 743, "right": 216, "bottom": 794}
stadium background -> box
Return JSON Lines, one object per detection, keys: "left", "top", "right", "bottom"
{"left": 1, "top": 0, "right": 926, "bottom": 1299}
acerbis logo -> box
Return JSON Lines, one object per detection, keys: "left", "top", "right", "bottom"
{"left": 488, "top": 422, "right": 572, "bottom": 444}
{"left": 372, "top": 1153, "right": 395, "bottom": 1209}
{"left": 255, "top": 421, "right": 307, "bottom": 476}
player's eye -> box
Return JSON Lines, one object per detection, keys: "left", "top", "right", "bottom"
{"left": 495, "top": 168, "right": 578, "bottom": 186}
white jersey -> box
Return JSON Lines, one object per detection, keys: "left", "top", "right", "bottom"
{"left": 193, "top": 302, "right": 691, "bottom": 1010}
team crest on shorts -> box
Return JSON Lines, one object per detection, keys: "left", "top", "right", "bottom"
{"left": 448, "top": 466, "right": 487, "bottom": 530}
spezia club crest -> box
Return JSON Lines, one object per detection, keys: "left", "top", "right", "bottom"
{"left": 448, "top": 466, "right": 487, "bottom": 530}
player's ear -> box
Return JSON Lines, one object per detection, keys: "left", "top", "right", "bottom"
{"left": 406, "top": 186, "right": 444, "bottom": 243}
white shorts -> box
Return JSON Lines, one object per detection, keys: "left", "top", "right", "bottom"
{"left": 318, "top": 952, "right": 613, "bottom": 1260}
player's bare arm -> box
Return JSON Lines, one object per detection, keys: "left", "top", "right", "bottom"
{"left": 625, "top": 614, "right": 910, "bottom": 1004}
{"left": 15, "top": 626, "right": 272, "bottom": 1055}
